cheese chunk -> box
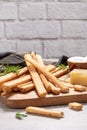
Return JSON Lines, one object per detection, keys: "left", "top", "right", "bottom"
{"left": 70, "top": 69, "right": 87, "bottom": 87}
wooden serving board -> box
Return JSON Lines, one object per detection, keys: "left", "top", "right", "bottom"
{"left": 1, "top": 88, "right": 87, "bottom": 108}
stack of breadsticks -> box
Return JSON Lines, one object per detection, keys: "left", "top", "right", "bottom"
{"left": 0, "top": 52, "right": 86, "bottom": 97}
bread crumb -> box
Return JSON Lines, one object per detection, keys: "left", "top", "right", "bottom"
{"left": 68, "top": 102, "right": 83, "bottom": 111}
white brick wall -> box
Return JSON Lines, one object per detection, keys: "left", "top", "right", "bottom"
{"left": 0, "top": 3, "right": 17, "bottom": 20}
{"left": 62, "top": 21, "right": 87, "bottom": 38}
{"left": 0, "top": 40, "right": 16, "bottom": 52}
{"left": 0, "top": 0, "right": 87, "bottom": 58}
{"left": 0, "top": 22, "right": 4, "bottom": 38}
{"left": 6, "top": 21, "right": 61, "bottom": 39}
{"left": 19, "top": 3, "right": 46, "bottom": 20}
{"left": 17, "top": 40, "right": 43, "bottom": 55}
{"left": 47, "top": 3, "right": 87, "bottom": 20}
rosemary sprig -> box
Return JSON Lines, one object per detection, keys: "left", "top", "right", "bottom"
{"left": 0, "top": 64, "right": 22, "bottom": 76}
{"left": 58, "top": 64, "right": 67, "bottom": 70}
{"left": 16, "top": 112, "right": 27, "bottom": 120}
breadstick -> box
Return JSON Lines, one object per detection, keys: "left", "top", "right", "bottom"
{"left": 40, "top": 74, "right": 51, "bottom": 93}
{"left": 30, "top": 51, "right": 37, "bottom": 61}
{"left": 17, "top": 81, "right": 33, "bottom": 88}
{"left": 26, "top": 61, "right": 47, "bottom": 97}
{"left": 25, "top": 106, "right": 64, "bottom": 118}
{"left": 24, "top": 54, "right": 69, "bottom": 93}
{"left": 0, "top": 67, "right": 28, "bottom": 84}
{"left": 51, "top": 67, "right": 61, "bottom": 74}
{"left": 36, "top": 54, "right": 44, "bottom": 66}
{"left": 2, "top": 74, "right": 31, "bottom": 94}
{"left": 74, "top": 85, "right": 86, "bottom": 92}
{"left": 45, "top": 64, "right": 56, "bottom": 72}
{"left": 32, "top": 53, "right": 51, "bottom": 93}
{"left": 52, "top": 69, "right": 68, "bottom": 78}
{"left": 49, "top": 82, "right": 61, "bottom": 95}
{"left": 17, "top": 67, "right": 28, "bottom": 76}
{"left": 0, "top": 73, "right": 18, "bottom": 84}
{"left": 61, "top": 81, "right": 74, "bottom": 88}
{"left": 68, "top": 102, "right": 83, "bottom": 111}
{"left": 17, "top": 82, "right": 34, "bottom": 93}
{"left": 35, "top": 54, "right": 61, "bottom": 94}
{"left": 31, "top": 52, "right": 56, "bottom": 72}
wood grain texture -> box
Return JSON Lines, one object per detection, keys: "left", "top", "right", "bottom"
{"left": 1, "top": 88, "right": 87, "bottom": 108}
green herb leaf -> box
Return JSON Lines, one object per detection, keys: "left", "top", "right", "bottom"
{"left": 16, "top": 112, "right": 27, "bottom": 120}
{"left": 0, "top": 64, "right": 22, "bottom": 76}
{"left": 58, "top": 64, "right": 67, "bottom": 70}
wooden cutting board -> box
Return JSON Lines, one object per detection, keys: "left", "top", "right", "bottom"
{"left": 1, "top": 88, "right": 87, "bottom": 108}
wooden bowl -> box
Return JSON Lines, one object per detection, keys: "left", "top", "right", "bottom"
{"left": 67, "top": 56, "right": 87, "bottom": 69}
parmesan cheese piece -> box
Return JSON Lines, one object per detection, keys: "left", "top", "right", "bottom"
{"left": 70, "top": 69, "right": 87, "bottom": 87}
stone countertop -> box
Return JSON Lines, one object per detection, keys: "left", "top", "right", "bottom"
{"left": 0, "top": 102, "right": 87, "bottom": 130}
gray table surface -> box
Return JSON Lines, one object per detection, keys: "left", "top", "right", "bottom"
{"left": 0, "top": 102, "right": 87, "bottom": 130}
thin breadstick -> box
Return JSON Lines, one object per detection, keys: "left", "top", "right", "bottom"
{"left": 45, "top": 64, "right": 56, "bottom": 72}
{"left": 52, "top": 69, "right": 68, "bottom": 78}
{"left": 74, "top": 85, "right": 86, "bottom": 92}
{"left": 17, "top": 67, "right": 28, "bottom": 76}
{"left": 51, "top": 67, "right": 61, "bottom": 74}
{"left": 35, "top": 54, "right": 61, "bottom": 94}
{"left": 24, "top": 54, "right": 69, "bottom": 93}
{"left": 17, "top": 82, "right": 34, "bottom": 93}
{"left": 40, "top": 74, "right": 51, "bottom": 93}
{"left": 25, "top": 106, "right": 64, "bottom": 118}
{"left": 68, "top": 102, "right": 83, "bottom": 111}
{"left": 31, "top": 53, "right": 51, "bottom": 93}
{"left": 0, "top": 67, "right": 28, "bottom": 84}
{"left": 36, "top": 54, "right": 44, "bottom": 66}
{"left": 49, "top": 82, "right": 61, "bottom": 95}
{"left": 17, "top": 81, "right": 33, "bottom": 88}
{"left": 26, "top": 61, "right": 47, "bottom": 97}
{"left": 61, "top": 81, "right": 74, "bottom": 88}
{"left": 1, "top": 74, "right": 31, "bottom": 94}
{"left": 30, "top": 51, "right": 37, "bottom": 61}
{"left": 0, "top": 73, "right": 18, "bottom": 84}
{"left": 31, "top": 52, "right": 56, "bottom": 72}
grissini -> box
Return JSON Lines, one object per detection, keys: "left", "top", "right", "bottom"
{"left": 25, "top": 106, "right": 64, "bottom": 118}
{"left": 26, "top": 61, "right": 47, "bottom": 97}
{"left": 49, "top": 82, "right": 60, "bottom": 95}
{"left": 30, "top": 51, "right": 38, "bottom": 62}
{"left": 2, "top": 74, "right": 31, "bottom": 94}
{"left": 52, "top": 68, "right": 69, "bottom": 78}
{"left": 51, "top": 67, "right": 61, "bottom": 74}
{"left": 40, "top": 74, "right": 51, "bottom": 93}
{"left": 36, "top": 54, "right": 44, "bottom": 66}
{"left": 17, "top": 81, "right": 34, "bottom": 93}
{"left": 0, "top": 67, "right": 28, "bottom": 84}
{"left": 45, "top": 64, "right": 56, "bottom": 72}
{"left": 35, "top": 53, "right": 61, "bottom": 94}
{"left": 31, "top": 52, "right": 51, "bottom": 93}
{"left": 24, "top": 54, "right": 69, "bottom": 93}
{"left": 73, "top": 85, "right": 86, "bottom": 92}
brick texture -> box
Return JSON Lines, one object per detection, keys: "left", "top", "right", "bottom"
{"left": 62, "top": 21, "right": 87, "bottom": 38}
{"left": 6, "top": 21, "right": 61, "bottom": 39}
{"left": 0, "top": 1, "right": 87, "bottom": 58}
{"left": 16, "top": 40, "right": 43, "bottom": 56}
{"left": 47, "top": 3, "right": 87, "bottom": 20}
{"left": 19, "top": 3, "right": 46, "bottom": 20}
{"left": 0, "top": 40, "right": 16, "bottom": 52}
{"left": 43, "top": 40, "right": 87, "bottom": 58}
{"left": 0, "top": 3, "right": 17, "bottom": 20}
{"left": 0, "top": 22, "right": 4, "bottom": 38}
